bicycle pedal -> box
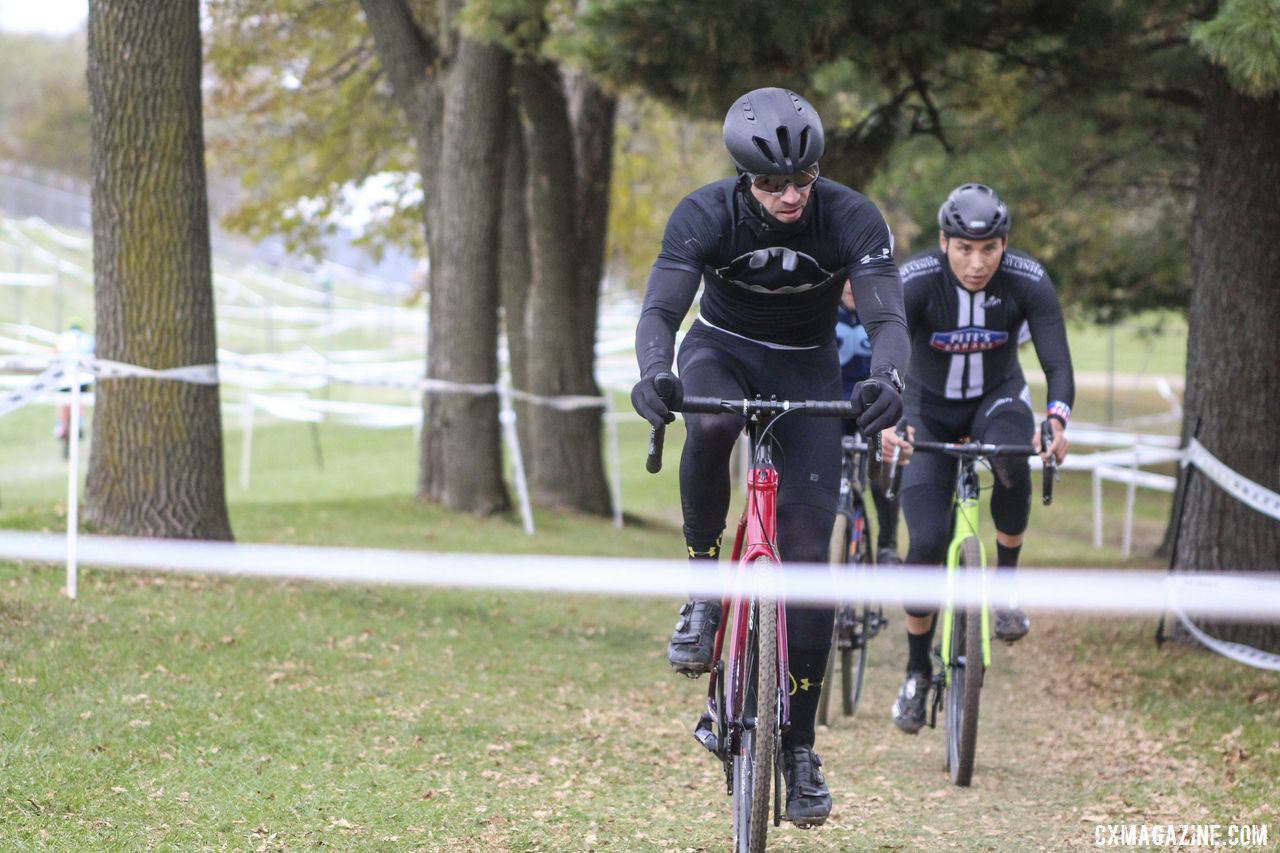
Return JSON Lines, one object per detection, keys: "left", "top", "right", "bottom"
{"left": 693, "top": 711, "right": 720, "bottom": 754}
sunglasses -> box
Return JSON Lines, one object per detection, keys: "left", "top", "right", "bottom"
{"left": 748, "top": 163, "right": 820, "bottom": 196}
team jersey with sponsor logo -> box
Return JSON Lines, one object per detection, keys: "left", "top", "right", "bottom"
{"left": 899, "top": 248, "right": 1074, "bottom": 411}
{"left": 655, "top": 177, "right": 899, "bottom": 348}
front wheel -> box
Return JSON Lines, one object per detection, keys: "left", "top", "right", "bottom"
{"left": 944, "top": 537, "right": 984, "bottom": 786}
{"left": 732, "top": 586, "right": 777, "bottom": 853}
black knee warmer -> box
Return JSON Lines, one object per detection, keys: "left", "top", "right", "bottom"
{"left": 990, "top": 458, "right": 1031, "bottom": 536}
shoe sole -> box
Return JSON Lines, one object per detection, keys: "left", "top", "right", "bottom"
{"left": 789, "top": 814, "right": 829, "bottom": 828}
{"left": 892, "top": 715, "right": 924, "bottom": 735}
{"left": 668, "top": 661, "right": 712, "bottom": 676}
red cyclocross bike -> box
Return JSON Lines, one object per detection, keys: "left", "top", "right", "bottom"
{"left": 646, "top": 373, "right": 864, "bottom": 853}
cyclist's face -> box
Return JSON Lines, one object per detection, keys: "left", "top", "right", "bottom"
{"left": 751, "top": 180, "right": 812, "bottom": 223}
{"left": 940, "top": 233, "right": 1006, "bottom": 291}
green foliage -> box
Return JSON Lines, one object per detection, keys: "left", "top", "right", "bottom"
{"left": 204, "top": 1, "right": 423, "bottom": 260}
{"left": 606, "top": 97, "right": 727, "bottom": 288}
{"left": 1193, "top": 0, "right": 1280, "bottom": 97}
{"left": 576, "top": 0, "right": 1205, "bottom": 318}
{"left": 0, "top": 32, "right": 90, "bottom": 178}
{"left": 871, "top": 42, "right": 1199, "bottom": 321}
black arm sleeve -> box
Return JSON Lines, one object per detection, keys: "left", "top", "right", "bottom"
{"left": 849, "top": 270, "right": 910, "bottom": 382}
{"left": 635, "top": 265, "right": 701, "bottom": 379}
{"left": 1024, "top": 273, "right": 1075, "bottom": 408}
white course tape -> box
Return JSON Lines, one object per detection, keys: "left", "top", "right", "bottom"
{"left": 2, "top": 530, "right": 1279, "bottom": 619}
{"left": 1185, "top": 438, "right": 1280, "bottom": 522}
{"left": 1173, "top": 608, "right": 1280, "bottom": 671}
{"left": 0, "top": 363, "right": 64, "bottom": 418}
{"left": 508, "top": 387, "right": 608, "bottom": 411}
{"left": 89, "top": 358, "right": 219, "bottom": 385}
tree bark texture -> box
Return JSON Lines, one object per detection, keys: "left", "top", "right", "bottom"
{"left": 499, "top": 95, "right": 534, "bottom": 459}
{"left": 516, "top": 62, "right": 613, "bottom": 515}
{"left": 83, "top": 0, "right": 232, "bottom": 539}
{"left": 362, "top": 1, "right": 510, "bottom": 513}
{"left": 416, "top": 37, "right": 511, "bottom": 513}
{"left": 1172, "top": 64, "right": 1280, "bottom": 652}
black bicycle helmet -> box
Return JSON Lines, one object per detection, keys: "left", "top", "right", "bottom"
{"left": 723, "top": 87, "right": 825, "bottom": 175}
{"left": 937, "top": 183, "right": 1011, "bottom": 240}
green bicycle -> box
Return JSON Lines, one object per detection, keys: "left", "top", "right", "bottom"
{"left": 904, "top": 421, "right": 1056, "bottom": 786}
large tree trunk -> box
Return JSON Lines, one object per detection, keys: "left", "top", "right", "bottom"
{"left": 361, "top": 1, "right": 509, "bottom": 513}
{"left": 83, "top": 0, "right": 232, "bottom": 539}
{"left": 1171, "top": 64, "right": 1280, "bottom": 652}
{"left": 516, "top": 62, "right": 613, "bottom": 515}
{"left": 417, "top": 37, "right": 511, "bottom": 513}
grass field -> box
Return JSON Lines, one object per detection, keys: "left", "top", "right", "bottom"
{"left": 4, "top": 364, "right": 1278, "bottom": 850}
{"left": 7, "top": 215, "right": 1276, "bottom": 850}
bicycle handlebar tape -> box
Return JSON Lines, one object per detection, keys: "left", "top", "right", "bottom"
{"left": 646, "top": 424, "right": 665, "bottom": 474}
{"left": 645, "top": 372, "right": 677, "bottom": 474}
{"left": 1041, "top": 420, "right": 1056, "bottom": 506}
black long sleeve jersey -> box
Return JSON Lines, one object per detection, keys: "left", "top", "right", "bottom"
{"left": 635, "top": 177, "right": 910, "bottom": 382}
{"left": 900, "top": 248, "right": 1074, "bottom": 421}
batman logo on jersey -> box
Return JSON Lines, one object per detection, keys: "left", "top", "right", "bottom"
{"left": 929, "top": 327, "right": 1010, "bottom": 353}
{"left": 716, "top": 248, "right": 836, "bottom": 295}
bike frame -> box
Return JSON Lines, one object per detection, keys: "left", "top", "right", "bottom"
{"left": 938, "top": 459, "right": 993, "bottom": 686}
{"left": 706, "top": 417, "right": 791, "bottom": 760}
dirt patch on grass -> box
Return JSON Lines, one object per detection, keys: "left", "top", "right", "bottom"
{"left": 575, "top": 612, "right": 1238, "bottom": 852}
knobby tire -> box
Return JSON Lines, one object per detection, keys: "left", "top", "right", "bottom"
{"left": 946, "top": 537, "right": 984, "bottom": 786}
{"left": 732, "top": 566, "right": 777, "bottom": 853}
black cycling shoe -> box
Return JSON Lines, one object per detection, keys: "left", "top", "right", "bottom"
{"left": 876, "top": 546, "right": 903, "bottom": 566}
{"left": 890, "top": 670, "right": 930, "bottom": 734}
{"left": 994, "top": 606, "right": 1030, "bottom": 643}
{"left": 782, "top": 745, "right": 831, "bottom": 827}
{"left": 666, "top": 599, "right": 720, "bottom": 675}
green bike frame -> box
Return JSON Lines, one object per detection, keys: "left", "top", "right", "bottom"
{"left": 938, "top": 486, "right": 992, "bottom": 684}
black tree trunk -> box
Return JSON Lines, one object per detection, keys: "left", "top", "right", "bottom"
{"left": 83, "top": 0, "right": 232, "bottom": 539}
{"left": 515, "top": 62, "right": 613, "bottom": 515}
{"left": 1171, "top": 64, "right": 1280, "bottom": 652}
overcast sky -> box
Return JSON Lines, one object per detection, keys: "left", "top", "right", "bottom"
{"left": 0, "top": 0, "right": 87, "bottom": 36}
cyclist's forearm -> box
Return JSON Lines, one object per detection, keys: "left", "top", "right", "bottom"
{"left": 1025, "top": 279, "right": 1075, "bottom": 417}
{"left": 636, "top": 265, "right": 700, "bottom": 377}
{"left": 850, "top": 271, "right": 910, "bottom": 380}
{"left": 1029, "top": 325, "right": 1074, "bottom": 415}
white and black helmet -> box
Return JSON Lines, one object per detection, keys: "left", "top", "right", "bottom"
{"left": 937, "top": 183, "right": 1011, "bottom": 240}
{"left": 723, "top": 87, "right": 825, "bottom": 175}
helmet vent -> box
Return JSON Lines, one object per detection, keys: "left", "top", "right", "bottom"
{"left": 789, "top": 92, "right": 805, "bottom": 114}
{"left": 775, "top": 126, "right": 791, "bottom": 158}
{"left": 797, "top": 127, "right": 810, "bottom": 159}
{"left": 751, "top": 136, "right": 778, "bottom": 165}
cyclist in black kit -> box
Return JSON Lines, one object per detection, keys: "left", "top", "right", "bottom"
{"left": 883, "top": 183, "right": 1073, "bottom": 734}
{"left": 630, "top": 87, "right": 909, "bottom": 826}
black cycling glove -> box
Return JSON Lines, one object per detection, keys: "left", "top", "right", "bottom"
{"left": 852, "top": 375, "right": 904, "bottom": 436}
{"left": 631, "top": 372, "right": 684, "bottom": 428}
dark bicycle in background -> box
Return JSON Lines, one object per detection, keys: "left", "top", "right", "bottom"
{"left": 818, "top": 431, "right": 889, "bottom": 725}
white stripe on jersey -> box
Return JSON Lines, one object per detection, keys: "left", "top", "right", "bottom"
{"left": 967, "top": 291, "right": 985, "bottom": 398}
{"left": 945, "top": 286, "right": 969, "bottom": 399}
